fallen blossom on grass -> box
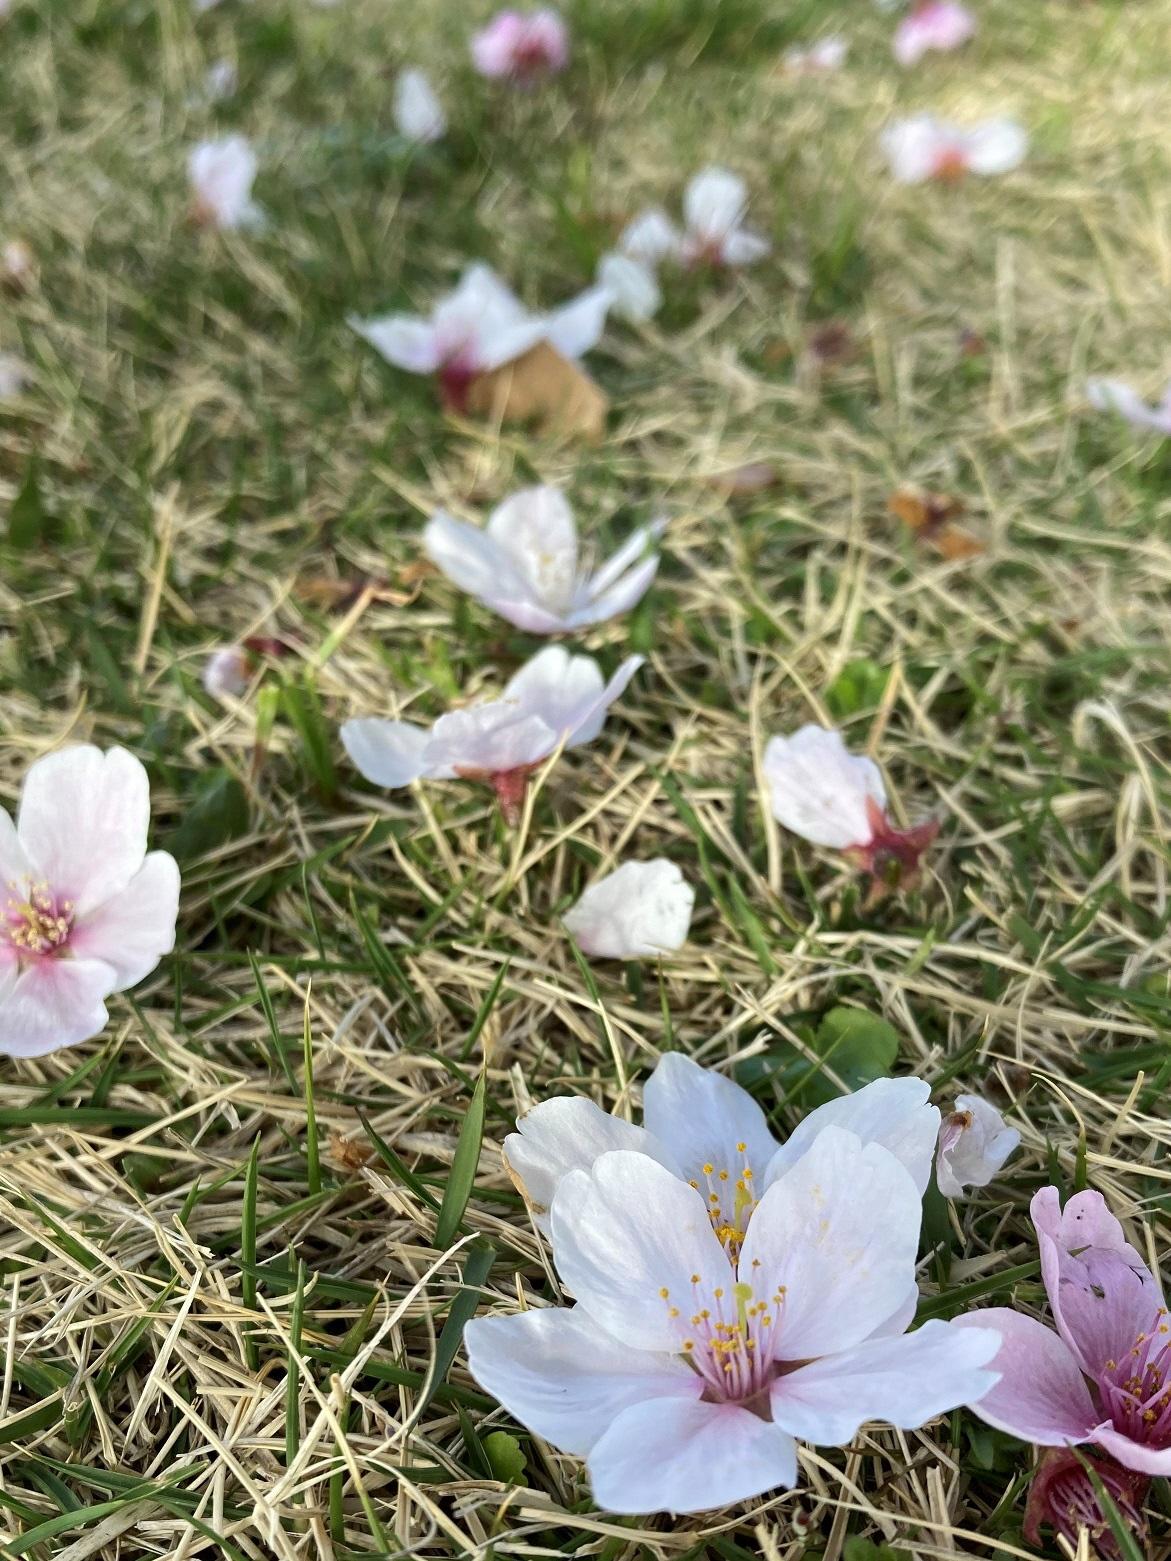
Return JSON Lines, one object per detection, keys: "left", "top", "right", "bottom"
{"left": 341, "top": 645, "right": 643, "bottom": 821}
{"left": 466, "top": 1127, "right": 1000, "bottom": 1513}
{"left": 782, "top": 35, "right": 848, "bottom": 74}
{"left": 202, "top": 645, "right": 252, "bottom": 699}
{"left": 1, "top": 239, "right": 34, "bottom": 292}
{"left": 893, "top": 1, "right": 975, "bottom": 66}
{"left": 471, "top": 8, "right": 568, "bottom": 82}
{"left": 958, "top": 1187, "right": 1171, "bottom": 1536}
{"left": 349, "top": 263, "right": 610, "bottom": 411}
{"left": 881, "top": 114, "right": 1027, "bottom": 183}
{"left": 423, "top": 485, "right": 663, "bottom": 632}
{"left": 503, "top": 1050, "right": 941, "bottom": 1234}
{"left": 394, "top": 68, "right": 446, "bottom": 143}
{"left": 188, "top": 135, "right": 264, "bottom": 229}
{"left": 1086, "top": 377, "right": 1171, "bottom": 436}
{"left": 563, "top": 859, "right": 694, "bottom": 958}
{"left": 935, "top": 1095, "right": 1020, "bottom": 1197}
{"left": 619, "top": 167, "right": 770, "bottom": 270}
{"left": 0, "top": 746, "right": 180, "bottom": 1057}
{"left": 596, "top": 251, "right": 661, "bottom": 322}
{"left": 762, "top": 724, "right": 939, "bottom": 894}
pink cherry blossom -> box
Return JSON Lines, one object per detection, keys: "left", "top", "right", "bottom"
{"left": 0, "top": 746, "right": 180, "bottom": 1058}
{"left": 935, "top": 1094, "right": 1020, "bottom": 1198}
{"left": 467, "top": 1126, "right": 1000, "bottom": 1514}
{"left": 762, "top": 724, "right": 939, "bottom": 891}
{"left": 563, "top": 859, "right": 694, "bottom": 958}
{"left": 893, "top": 1, "right": 975, "bottom": 67}
{"left": 881, "top": 114, "right": 1028, "bottom": 184}
{"left": 1087, "top": 378, "right": 1171, "bottom": 436}
{"left": 423, "top": 485, "right": 664, "bottom": 633}
{"left": 471, "top": 9, "right": 569, "bottom": 83}
{"left": 349, "top": 263, "right": 610, "bottom": 411}
{"left": 618, "top": 168, "right": 770, "bottom": 271}
{"left": 958, "top": 1187, "right": 1171, "bottom": 1478}
{"left": 341, "top": 644, "right": 643, "bottom": 821}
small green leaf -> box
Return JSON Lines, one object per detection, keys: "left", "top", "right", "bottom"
{"left": 825, "top": 659, "right": 890, "bottom": 720}
{"left": 434, "top": 1071, "right": 486, "bottom": 1250}
{"left": 483, "top": 1430, "right": 527, "bottom": 1484}
{"left": 7, "top": 456, "right": 55, "bottom": 549}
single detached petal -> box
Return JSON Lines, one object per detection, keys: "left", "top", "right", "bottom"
{"left": 762, "top": 724, "right": 886, "bottom": 849}
{"left": 348, "top": 313, "right": 442, "bottom": 375}
{"left": 17, "top": 746, "right": 151, "bottom": 915}
{"left": 935, "top": 1093, "right": 1020, "bottom": 1198}
{"left": 1086, "top": 378, "right": 1171, "bottom": 434}
{"left": 770, "top": 1319, "right": 1002, "bottom": 1445}
{"left": 1032, "top": 1187, "right": 1164, "bottom": 1380}
{"left": 563, "top": 860, "right": 694, "bottom": 959}
{"left": 1088, "top": 1423, "right": 1171, "bottom": 1478}
{"left": 965, "top": 118, "right": 1028, "bottom": 176}
{"left": 893, "top": 1, "right": 975, "bottom": 66}
{"left": 542, "top": 284, "right": 611, "bottom": 360}
{"left": 0, "top": 956, "right": 118, "bottom": 1058}
{"left": 341, "top": 719, "right": 435, "bottom": 788}
{"left": 188, "top": 135, "right": 260, "bottom": 229}
{"left": 642, "top": 1050, "right": 779, "bottom": 1182}
{"left": 587, "top": 1396, "right": 798, "bottom": 1515}
{"left": 719, "top": 227, "right": 772, "bottom": 267}
{"left": 880, "top": 114, "right": 951, "bottom": 184}
{"left": 952, "top": 1309, "right": 1098, "bottom": 1444}
{"left": 683, "top": 166, "right": 749, "bottom": 244}
{"left": 741, "top": 1126, "right": 922, "bottom": 1359}
{"left": 68, "top": 851, "right": 180, "bottom": 991}
{"left": 203, "top": 645, "right": 251, "bottom": 699}
{"left": 597, "top": 252, "right": 661, "bottom": 324}
{"left": 394, "top": 68, "right": 446, "bottom": 143}
{"left": 486, "top": 486, "right": 580, "bottom": 613}
{"left": 618, "top": 207, "right": 682, "bottom": 265}
{"left": 765, "top": 1076, "right": 939, "bottom": 1196}
{"left": 503, "top": 1095, "right": 677, "bottom": 1232}
{"left": 550, "top": 1151, "right": 730, "bottom": 1352}
{"left": 464, "top": 1306, "right": 699, "bottom": 1457}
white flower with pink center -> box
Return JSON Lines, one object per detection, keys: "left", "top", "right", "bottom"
{"left": 187, "top": 135, "right": 264, "bottom": 230}
{"left": 893, "top": 1, "right": 975, "bottom": 66}
{"left": 468, "top": 1125, "right": 1001, "bottom": 1513}
{"left": 341, "top": 644, "right": 643, "bottom": 822}
{"left": 881, "top": 114, "right": 1028, "bottom": 184}
{"left": 619, "top": 168, "right": 770, "bottom": 271}
{"left": 471, "top": 8, "right": 569, "bottom": 82}
{"left": 0, "top": 746, "right": 180, "bottom": 1058}
{"left": 349, "top": 263, "right": 610, "bottom": 411}
{"left": 423, "top": 485, "right": 664, "bottom": 633}
{"left": 935, "top": 1094, "right": 1020, "bottom": 1198}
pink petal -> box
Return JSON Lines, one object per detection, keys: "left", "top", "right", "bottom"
{"left": 69, "top": 851, "right": 180, "bottom": 991}
{"left": 1089, "top": 1422, "right": 1171, "bottom": 1478}
{"left": 952, "top": 1309, "right": 1098, "bottom": 1444}
{"left": 0, "top": 957, "right": 118, "bottom": 1058}
{"left": 17, "top": 746, "right": 150, "bottom": 915}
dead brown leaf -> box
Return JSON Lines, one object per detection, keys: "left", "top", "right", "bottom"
{"left": 889, "top": 487, "right": 985, "bottom": 560}
{"left": 465, "top": 342, "right": 608, "bottom": 442}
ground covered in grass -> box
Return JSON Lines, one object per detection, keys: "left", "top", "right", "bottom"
{"left": 2, "top": 0, "right": 1171, "bottom": 1556}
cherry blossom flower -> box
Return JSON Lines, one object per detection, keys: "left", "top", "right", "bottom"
{"left": 563, "top": 860, "right": 694, "bottom": 958}
{"left": 471, "top": 9, "right": 568, "bottom": 83}
{"left": 0, "top": 353, "right": 26, "bottom": 399}
{"left": 422, "top": 485, "right": 664, "bottom": 633}
{"left": 349, "top": 264, "right": 610, "bottom": 411}
{"left": 394, "top": 68, "right": 446, "bottom": 143}
{"left": 958, "top": 1187, "right": 1171, "bottom": 1481}
{"left": 935, "top": 1094, "right": 1020, "bottom": 1198}
{"left": 467, "top": 1127, "right": 1000, "bottom": 1514}
{"left": 1023, "top": 1447, "right": 1148, "bottom": 1556}
{"left": 203, "top": 645, "right": 252, "bottom": 699}
{"left": 881, "top": 115, "right": 1027, "bottom": 184}
{"left": 1087, "top": 378, "right": 1171, "bottom": 436}
{"left": 0, "top": 746, "right": 180, "bottom": 1058}
{"left": 503, "top": 1050, "right": 942, "bottom": 1236}
{"left": 783, "top": 36, "right": 849, "bottom": 74}
{"left": 596, "top": 252, "right": 661, "bottom": 323}
{"left": 893, "top": 1, "right": 975, "bottom": 66}
{"left": 762, "top": 724, "right": 939, "bottom": 891}
{"left": 341, "top": 645, "right": 643, "bottom": 821}
{"left": 188, "top": 136, "right": 264, "bottom": 230}
{"left": 619, "top": 169, "right": 770, "bottom": 271}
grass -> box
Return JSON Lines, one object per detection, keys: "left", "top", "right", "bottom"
{"left": 2, "top": 0, "right": 1171, "bottom": 1555}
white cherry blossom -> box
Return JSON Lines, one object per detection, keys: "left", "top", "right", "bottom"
{"left": 936, "top": 1094, "right": 1020, "bottom": 1198}
{"left": 1087, "top": 378, "right": 1171, "bottom": 436}
{"left": 563, "top": 859, "right": 694, "bottom": 958}
{"left": 881, "top": 115, "right": 1027, "bottom": 184}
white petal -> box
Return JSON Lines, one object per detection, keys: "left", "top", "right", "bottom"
{"left": 642, "top": 1051, "right": 779, "bottom": 1180}
{"left": 433, "top": 264, "right": 535, "bottom": 370}
{"left": 683, "top": 166, "right": 749, "bottom": 242}
{"left": 0, "top": 807, "right": 34, "bottom": 887}
{"left": 349, "top": 313, "right": 442, "bottom": 375}
{"left": 17, "top": 746, "right": 150, "bottom": 915}
{"left": 503, "top": 645, "right": 600, "bottom": 727}
{"left": 597, "top": 252, "right": 661, "bottom": 323}
{"left": 542, "top": 285, "right": 611, "bottom": 360}
{"left": 188, "top": 135, "right": 259, "bottom": 228}
{"left": 426, "top": 706, "right": 557, "bottom": 776}
{"left": 464, "top": 1307, "right": 699, "bottom": 1457}
{"left": 936, "top": 1094, "right": 1020, "bottom": 1198}
{"left": 762, "top": 724, "right": 886, "bottom": 849}
{"left": 770, "top": 1319, "right": 1002, "bottom": 1445}
{"left": 503, "top": 1095, "right": 677, "bottom": 1232}
{"left": 562, "top": 655, "right": 644, "bottom": 747}
{"left": 588, "top": 1397, "right": 798, "bottom": 1515}
{"left": 550, "top": 1151, "right": 730, "bottom": 1352}
{"left": 766, "top": 1077, "right": 940, "bottom": 1196}
{"left": 619, "top": 207, "right": 682, "bottom": 265}
{"left": 740, "top": 1126, "right": 922, "bottom": 1359}
{"left": 564, "top": 553, "right": 658, "bottom": 628}
{"left": 393, "top": 68, "right": 446, "bottom": 144}
{"left": 880, "top": 114, "right": 951, "bottom": 184}
{"left": 719, "top": 227, "right": 771, "bottom": 267}
{"left": 0, "top": 957, "right": 117, "bottom": 1058}
{"left": 563, "top": 860, "right": 694, "bottom": 959}
{"left": 486, "top": 486, "right": 580, "bottom": 613}
{"left": 584, "top": 517, "right": 666, "bottom": 599}
{"left": 965, "top": 118, "right": 1028, "bottom": 175}
{"left": 341, "top": 719, "right": 435, "bottom": 787}
{"left": 1086, "top": 377, "right": 1171, "bottom": 433}
{"left": 69, "top": 852, "right": 180, "bottom": 991}
{"left": 423, "top": 512, "right": 531, "bottom": 607}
